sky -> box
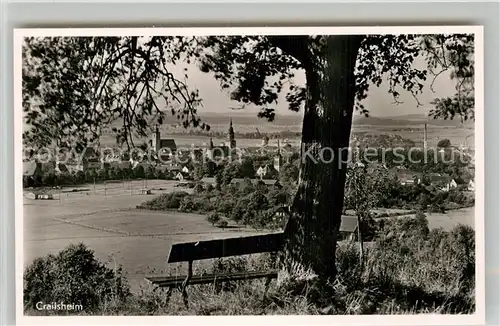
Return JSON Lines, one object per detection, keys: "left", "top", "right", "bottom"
{"left": 168, "top": 55, "right": 458, "bottom": 118}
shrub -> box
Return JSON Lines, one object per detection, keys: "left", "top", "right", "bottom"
{"left": 216, "top": 220, "right": 229, "bottom": 229}
{"left": 428, "top": 203, "right": 446, "bottom": 213}
{"left": 138, "top": 192, "right": 190, "bottom": 210}
{"left": 437, "top": 139, "right": 451, "bottom": 148}
{"left": 207, "top": 212, "right": 221, "bottom": 226}
{"left": 194, "top": 182, "right": 204, "bottom": 193}
{"left": 217, "top": 200, "right": 234, "bottom": 215}
{"left": 179, "top": 196, "right": 195, "bottom": 212}
{"left": 359, "top": 215, "right": 379, "bottom": 241}
{"left": 24, "top": 243, "right": 130, "bottom": 314}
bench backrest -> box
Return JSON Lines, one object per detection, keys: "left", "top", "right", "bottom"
{"left": 168, "top": 206, "right": 292, "bottom": 263}
{"left": 168, "top": 232, "right": 285, "bottom": 263}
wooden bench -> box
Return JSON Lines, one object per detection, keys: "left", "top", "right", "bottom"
{"left": 145, "top": 231, "right": 286, "bottom": 307}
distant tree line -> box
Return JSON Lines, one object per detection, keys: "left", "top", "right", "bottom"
{"left": 356, "top": 147, "right": 474, "bottom": 183}
{"left": 23, "top": 163, "right": 173, "bottom": 189}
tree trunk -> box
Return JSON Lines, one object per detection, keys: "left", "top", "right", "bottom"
{"left": 281, "top": 35, "right": 364, "bottom": 284}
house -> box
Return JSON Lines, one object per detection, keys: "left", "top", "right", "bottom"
{"left": 37, "top": 194, "right": 54, "bottom": 200}
{"left": 205, "top": 137, "right": 233, "bottom": 160}
{"left": 181, "top": 166, "right": 190, "bottom": 174}
{"left": 256, "top": 165, "right": 269, "bottom": 178}
{"left": 428, "top": 173, "right": 458, "bottom": 192}
{"left": 230, "top": 178, "right": 252, "bottom": 185}
{"left": 272, "top": 206, "right": 290, "bottom": 224}
{"left": 394, "top": 169, "right": 422, "bottom": 186}
{"left": 150, "top": 125, "right": 177, "bottom": 154}
{"left": 175, "top": 171, "right": 190, "bottom": 182}
{"left": 55, "top": 163, "right": 69, "bottom": 174}
{"left": 82, "top": 147, "right": 99, "bottom": 158}
{"left": 259, "top": 179, "right": 281, "bottom": 187}
{"left": 468, "top": 180, "right": 475, "bottom": 192}
{"left": 159, "top": 139, "right": 177, "bottom": 152}
{"left": 168, "top": 164, "right": 182, "bottom": 174}
{"left": 275, "top": 206, "right": 289, "bottom": 218}
{"left": 23, "top": 161, "right": 42, "bottom": 187}
{"left": 66, "top": 164, "right": 85, "bottom": 174}
{"left": 441, "top": 178, "right": 458, "bottom": 192}
{"left": 175, "top": 172, "right": 184, "bottom": 181}
{"left": 211, "top": 145, "right": 231, "bottom": 158}
{"left": 429, "top": 173, "right": 449, "bottom": 183}
{"left": 191, "top": 148, "right": 204, "bottom": 161}
{"left": 140, "top": 188, "right": 152, "bottom": 195}
{"left": 83, "top": 159, "right": 101, "bottom": 171}
{"left": 230, "top": 178, "right": 280, "bottom": 187}
{"left": 256, "top": 164, "right": 279, "bottom": 179}
{"left": 23, "top": 161, "right": 40, "bottom": 178}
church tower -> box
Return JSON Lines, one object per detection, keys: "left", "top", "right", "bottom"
{"left": 273, "top": 139, "right": 283, "bottom": 172}
{"left": 151, "top": 125, "right": 161, "bottom": 152}
{"left": 206, "top": 136, "right": 214, "bottom": 161}
{"left": 228, "top": 118, "right": 236, "bottom": 149}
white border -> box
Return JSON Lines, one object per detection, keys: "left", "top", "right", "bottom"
{"left": 14, "top": 26, "right": 485, "bottom": 326}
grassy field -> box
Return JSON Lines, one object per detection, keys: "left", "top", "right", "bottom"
{"left": 23, "top": 180, "right": 268, "bottom": 292}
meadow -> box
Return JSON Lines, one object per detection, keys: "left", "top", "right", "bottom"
{"left": 23, "top": 180, "right": 267, "bottom": 293}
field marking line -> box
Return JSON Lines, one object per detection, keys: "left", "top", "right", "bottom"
{"left": 52, "top": 214, "right": 266, "bottom": 241}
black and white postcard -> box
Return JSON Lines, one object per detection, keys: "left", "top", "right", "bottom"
{"left": 14, "top": 26, "right": 484, "bottom": 325}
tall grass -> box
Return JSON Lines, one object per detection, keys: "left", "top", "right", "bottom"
{"left": 24, "top": 217, "right": 474, "bottom": 315}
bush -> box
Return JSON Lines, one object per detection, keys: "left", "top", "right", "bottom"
{"left": 216, "top": 220, "right": 229, "bottom": 229}
{"left": 24, "top": 243, "right": 130, "bottom": 314}
{"left": 207, "top": 212, "right": 221, "bottom": 226}
{"left": 334, "top": 223, "right": 475, "bottom": 314}
{"left": 437, "top": 139, "right": 451, "bottom": 148}
{"left": 194, "top": 182, "right": 204, "bottom": 193}
{"left": 138, "top": 192, "right": 190, "bottom": 210}
{"left": 428, "top": 203, "right": 446, "bottom": 213}
{"left": 359, "top": 215, "right": 379, "bottom": 241}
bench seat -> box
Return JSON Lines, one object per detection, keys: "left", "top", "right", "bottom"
{"left": 146, "top": 270, "right": 278, "bottom": 288}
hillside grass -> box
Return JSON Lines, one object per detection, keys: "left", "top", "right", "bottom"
{"left": 24, "top": 217, "right": 475, "bottom": 316}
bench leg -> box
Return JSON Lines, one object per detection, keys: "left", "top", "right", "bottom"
{"left": 181, "top": 286, "right": 189, "bottom": 308}
{"left": 165, "top": 287, "right": 173, "bottom": 305}
{"left": 180, "top": 260, "right": 193, "bottom": 309}
{"left": 263, "top": 276, "right": 273, "bottom": 299}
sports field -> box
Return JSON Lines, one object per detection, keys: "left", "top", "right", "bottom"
{"left": 23, "top": 180, "right": 268, "bottom": 292}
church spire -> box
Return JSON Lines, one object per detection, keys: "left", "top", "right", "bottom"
{"left": 209, "top": 135, "right": 214, "bottom": 149}
{"left": 228, "top": 118, "right": 236, "bottom": 149}
{"left": 274, "top": 138, "right": 283, "bottom": 173}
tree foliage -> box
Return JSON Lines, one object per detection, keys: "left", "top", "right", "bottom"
{"left": 23, "top": 34, "right": 474, "bottom": 150}
{"left": 23, "top": 36, "right": 205, "bottom": 150}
